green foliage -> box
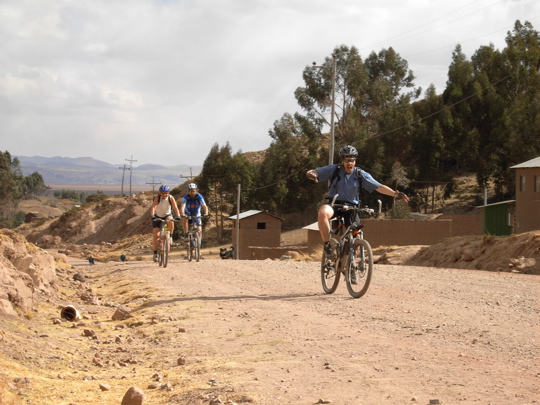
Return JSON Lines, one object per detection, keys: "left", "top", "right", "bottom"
{"left": 53, "top": 189, "right": 87, "bottom": 202}
{"left": 0, "top": 151, "right": 25, "bottom": 228}
{"left": 24, "top": 172, "right": 50, "bottom": 197}
{"left": 85, "top": 192, "right": 108, "bottom": 203}
{"left": 12, "top": 210, "right": 26, "bottom": 228}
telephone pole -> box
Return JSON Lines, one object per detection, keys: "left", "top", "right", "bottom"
{"left": 146, "top": 177, "right": 161, "bottom": 195}
{"left": 125, "top": 155, "right": 137, "bottom": 199}
{"left": 118, "top": 164, "right": 130, "bottom": 196}
{"left": 180, "top": 167, "right": 194, "bottom": 182}
{"left": 312, "top": 54, "right": 337, "bottom": 165}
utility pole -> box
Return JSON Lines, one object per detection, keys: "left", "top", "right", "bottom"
{"left": 125, "top": 155, "right": 137, "bottom": 199}
{"left": 118, "top": 164, "right": 130, "bottom": 196}
{"left": 146, "top": 177, "right": 161, "bottom": 195}
{"left": 180, "top": 167, "right": 194, "bottom": 182}
{"left": 312, "top": 54, "right": 337, "bottom": 165}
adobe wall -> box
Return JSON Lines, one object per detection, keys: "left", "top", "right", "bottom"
{"left": 232, "top": 216, "right": 282, "bottom": 260}
{"left": 437, "top": 214, "right": 483, "bottom": 236}
{"left": 307, "top": 215, "right": 483, "bottom": 251}
{"left": 361, "top": 219, "right": 453, "bottom": 247}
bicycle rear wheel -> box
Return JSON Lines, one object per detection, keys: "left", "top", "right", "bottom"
{"left": 163, "top": 236, "right": 170, "bottom": 268}
{"left": 194, "top": 232, "right": 201, "bottom": 262}
{"left": 345, "top": 238, "right": 373, "bottom": 298}
{"left": 321, "top": 238, "right": 340, "bottom": 294}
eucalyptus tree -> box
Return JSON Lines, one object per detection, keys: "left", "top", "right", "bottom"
{"left": 468, "top": 20, "right": 540, "bottom": 196}
{"left": 295, "top": 45, "right": 420, "bottom": 181}
{"left": 0, "top": 151, "right": 25, "bottom": 228}
{"left": 255, "top": 113, "right": 323, "bottom": 216}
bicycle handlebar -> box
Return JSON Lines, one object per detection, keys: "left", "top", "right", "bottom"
{"left": 330, "top": 194, "right": 381, "bottom": 217}
{"left": 154, "top": 217, "right": 179, "bottom": 222}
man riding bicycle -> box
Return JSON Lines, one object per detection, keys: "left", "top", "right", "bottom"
{"left": 181, "top": 183, "right": 209, "bottom": 242}
{"left": 307, "top": 145, "right": 409, "bottom": 259}
{"left": 150, "top": 185, "right": 181, "bottom": 262}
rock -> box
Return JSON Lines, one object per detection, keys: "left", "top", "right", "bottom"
{"left": 177, "top": 357, "right": 186, "bottom": 365}
{"left": 83, "top": 329, "right": 96, "bottom": 337}
{"left": 112, "top": 305, "right": 131, "bottom": 321}
{"left": 99, "top": 383, "right": 111, "bottom": 391}
{"left": 73, "top": 272, "right": 86, "bottom": 282}
{"left": 121, "top": 386, "right": 145, "bottom": 405}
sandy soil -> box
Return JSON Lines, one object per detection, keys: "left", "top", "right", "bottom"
{"left": 3, "top": 254, "right": 536, "bottom": 405}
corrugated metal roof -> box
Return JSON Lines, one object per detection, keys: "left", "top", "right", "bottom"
{"left": 510, "top": 157, "right": 540, "bottom": 169}
{"left": 302, "top": 222, "right": 319, "bottom": 231}
{"left": 228, "top": 210, "right": 261, "bottom": 220}
{"left": 477, "top": 200, "right": 515, "bottom": 209}
{"left": 228, "top": 210, "right": 284, "bottom": 221}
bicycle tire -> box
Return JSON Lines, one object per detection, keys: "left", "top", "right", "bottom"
{"left": 187, "top": 234, "right": 192, "bottom": 262}
{"left": 195, "top": 232, "right": 201, "bottom": 262}
{"left": 321, "top": 238, "right": 340, "bottom": 294}
{"left": 345, "top": 238, "right": 373, "bottom": 299}
{"left": 158, "top": 237, "right": 164, "bottom": 267}
{"left": 163, "top": 236, "right": 170, "bottom": 268}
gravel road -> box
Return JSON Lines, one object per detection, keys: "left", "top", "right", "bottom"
{"left": 106, "top": 256, "right": 540, "bottom": 405}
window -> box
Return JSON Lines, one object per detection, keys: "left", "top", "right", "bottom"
{"left": 520, "top": 175, "right": 526, "bottom": 192}
{"left": 257, "top": 222, "right": 266, "bottom": 229}
{"left": 535, "top": 176, "right": 540, "bottom": 192}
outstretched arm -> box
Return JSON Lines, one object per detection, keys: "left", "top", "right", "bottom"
{"left": 375, "top": 185, "right": 410, "bottom": 203}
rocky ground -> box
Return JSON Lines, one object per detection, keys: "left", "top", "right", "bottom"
{"left": 1, "top": 252, "right": 538, "bottom": 405}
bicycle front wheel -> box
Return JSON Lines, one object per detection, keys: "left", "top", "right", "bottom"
{"left": 345, "top": 238, "right": 373, "bottom": 299}
{"left": 163, "top": 236, "right": 170, "bottom": 268}
{"left": 187, "top": 235, "right": 192, "bottom": 262}
{"left": 158, "top": 238, "right": 164, "bottom": 266}
{"left": 194, "top": 232, "right": 201, "bottom": 262}
{"left": 321, "top": 239, "right": 340, "bottom": 294}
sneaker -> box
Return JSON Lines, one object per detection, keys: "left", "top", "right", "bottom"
{"left": 324, "top": 242, "right": 336, "bottom": 259}
{"left": 153, "top": 253, "right": 158, "bottom": 262}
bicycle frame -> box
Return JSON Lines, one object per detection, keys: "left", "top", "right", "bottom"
{"left": 321, "top": 195, "right": 380, "bottom": 298}
{"left": 156, "top": 218, "right": 175, "bottom": 268}
{"left": 185, "top": 215, "right": 202, "bottom": 262}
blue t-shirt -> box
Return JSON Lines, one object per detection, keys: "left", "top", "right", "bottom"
{"left": 182, "top": 193, "right": 206, "bottom": 214}
{"left": 316, "top": 164, "right": 381, "bottom": 204}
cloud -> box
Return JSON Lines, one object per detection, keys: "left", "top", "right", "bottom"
{"left": 1, "top": 0, "right": 538, "bottom": 170}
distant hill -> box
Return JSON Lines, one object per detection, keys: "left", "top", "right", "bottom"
{"left": 16, "top": 155, "right": 201, "bottom": 186}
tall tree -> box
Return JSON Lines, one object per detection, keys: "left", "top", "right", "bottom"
{"left": 24, "top": 171, "right": 50, "bottom": 197}
{"left": 0, "top": 151, "right": 25, "bottom": 228}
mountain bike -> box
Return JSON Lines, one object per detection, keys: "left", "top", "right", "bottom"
{"left": 156, "top": 218, "right": 176, "bottom": 268}
{"left": 321, "top": 196, "right": 381, "bottom": 298}
{"left": 183, "top": 214, "right": 202, "bottom": 262}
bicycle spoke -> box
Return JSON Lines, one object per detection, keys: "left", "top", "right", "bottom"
{"left": 345, "top": 238, "right": 373, "bottom": 298}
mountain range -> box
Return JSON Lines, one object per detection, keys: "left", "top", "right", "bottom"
{"left": 16, "top": 155, "right": 201, "bottom": 186}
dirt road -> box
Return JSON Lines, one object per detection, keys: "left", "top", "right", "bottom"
{"left": 84, "top": 256, "right": 539, "bottom": 405}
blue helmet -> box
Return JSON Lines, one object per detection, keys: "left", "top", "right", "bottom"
{"left": 159, "top": 185, "right": 170, "bottom": 192}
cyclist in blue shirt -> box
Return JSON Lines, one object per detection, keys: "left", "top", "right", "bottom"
{"left": 307, "top": 145, "right": 409, "bottom": 258}
{"left": 181, "top": 183, "right": 209, "bottom": 242}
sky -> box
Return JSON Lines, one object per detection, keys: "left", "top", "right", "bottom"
{"left": 1, "top": 0, "right": 539, "bottom": 168}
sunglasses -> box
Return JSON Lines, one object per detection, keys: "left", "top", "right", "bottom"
{"left": 343, "top": 158, "right": 356, "bottom": 163}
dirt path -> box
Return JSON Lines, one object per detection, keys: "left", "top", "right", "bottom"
{"left": 73, "top": 256, "right": 540, "bottom": 405}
